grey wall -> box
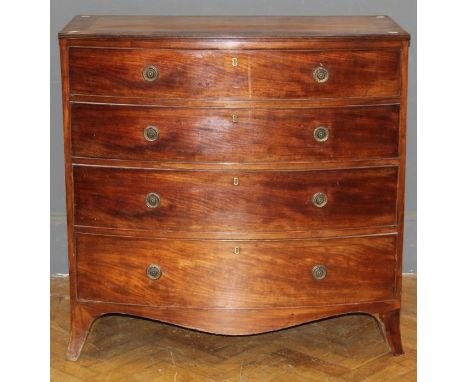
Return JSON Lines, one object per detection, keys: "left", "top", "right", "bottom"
{"left": 51, "top": 0, "right": 417, "bottom": 274}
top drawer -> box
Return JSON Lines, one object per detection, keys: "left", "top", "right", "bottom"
{"left": 68, "top": 48, "right": 401, "bottom": 99}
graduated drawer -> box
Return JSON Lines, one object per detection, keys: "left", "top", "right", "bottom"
{"left": 73, "top": 166, "right": 398, "bottom": 232}
{"left": 69, "top": 48, "right": 401, "bottom": 99}
{"left": 71, "top": 104, "right": 400, "bottom": 162}
{"left": 76, "top": 234, "right": 396, "bottom": 308}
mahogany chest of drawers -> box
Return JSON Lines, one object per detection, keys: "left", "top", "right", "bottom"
{"left": 59, "top": 15, "right": 410, "bottom": 360}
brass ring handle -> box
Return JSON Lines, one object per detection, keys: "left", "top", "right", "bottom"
{"left": 142, "top": 65, "right": 159, "bottom": 82}
{"left": 145, "top": 192, "right": 160, "bottom": 208}
{"left": 313, "top": 127, "right": 329, "bottom": 142}
{"left": 312, "top": 192, "right": 328, "bottom": 208}
{"left": 146, "top": 264, "right": 162, "bottom": 280}
{"left": 312, "top": 65, "right": 329, "bottom": 83}
{"left": 143, "top": 126, "right": 159, "bottom": 142}
{"left": 311, "top": 265, "right": 327, "bottom": 280}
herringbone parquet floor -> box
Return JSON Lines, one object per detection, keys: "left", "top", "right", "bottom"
{"left": 51, "top": 275, "right": 416, "bottom": 381}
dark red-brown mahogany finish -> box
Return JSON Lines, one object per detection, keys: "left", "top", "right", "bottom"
{"left": 59, "top": 15, "right": 410, "bottom": 361}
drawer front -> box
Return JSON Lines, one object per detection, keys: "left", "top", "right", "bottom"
{"left": 249, "top": 49, "right": 401, "bottom": 98}
{"left": 76, "top": 234, "right": 396, "bottom": 308}
{"left": 69, "top": 48, "right": 248, "bottom": 98}
{"left": 73, "top": 167, "right": 398, "bottom": 232}
{"left": 71, "top": 104, "right": 400, "bottom": 162}
{"left": 69, "top": 48, "right": 400, "bottom": 99}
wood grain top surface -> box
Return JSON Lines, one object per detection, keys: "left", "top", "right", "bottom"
{"left": 59, "top": 15, "right": 409, "bottom": 39}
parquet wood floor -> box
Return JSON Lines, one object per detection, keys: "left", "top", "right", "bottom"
{"left": 51, "top": 275, "right": 416, "bottom": 381}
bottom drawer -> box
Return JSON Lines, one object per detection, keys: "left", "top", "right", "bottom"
{"left": 75, "top": 234, "right": 397, "bottom": 308}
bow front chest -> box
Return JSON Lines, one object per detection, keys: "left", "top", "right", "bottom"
{"left": 59, "top": 15, "right": 410, "bottom": 360}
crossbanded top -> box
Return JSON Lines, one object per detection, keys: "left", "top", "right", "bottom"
{"left": 59, "top": 15, "right": 410, "bottom": 40}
